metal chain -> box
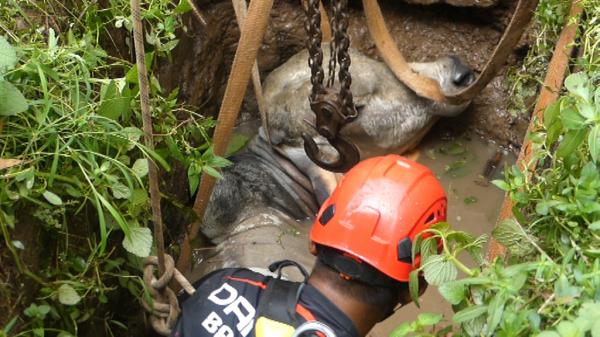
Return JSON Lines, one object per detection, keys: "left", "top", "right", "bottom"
{"left": 331, "top": 0, "right": 356, "bottom": 118}
{"left": 304, "top": 0, "right": 355, "bottom": 118}
{"left": 304, "top": 0, "right": 324, "bottom": 102}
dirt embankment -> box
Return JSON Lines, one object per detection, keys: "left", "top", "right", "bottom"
{"left": 158, "top": 0, "right": 530, "bottom": 150}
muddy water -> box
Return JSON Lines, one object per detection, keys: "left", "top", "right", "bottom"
{"left": 368, "top": 133, "right": 515, "bottom": 337}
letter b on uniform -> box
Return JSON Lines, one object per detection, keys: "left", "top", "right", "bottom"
{"left": 202, "top": 312, "right": 223, "bottom": 333}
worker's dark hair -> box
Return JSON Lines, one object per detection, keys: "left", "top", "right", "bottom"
{"left": 311, "top": 258, "right": 408, "bottom": 314}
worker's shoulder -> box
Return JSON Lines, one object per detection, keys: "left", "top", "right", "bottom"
{"left": 191, "top": 267, "right": 273, "bottom": 292}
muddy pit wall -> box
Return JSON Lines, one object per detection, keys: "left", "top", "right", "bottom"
{"left": 158, "top": 0, "right": 529, "bottom": 150}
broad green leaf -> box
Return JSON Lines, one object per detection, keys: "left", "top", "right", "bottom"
{"left": 43, "top": 190, "right": 63, "bottom": 205}
{"left": 491, "top": 179, "right": 510, "bottom": 191}
{"left": 0, "top": 80, "right": 28, "bottom": 116}
{"left": 453, "top": 305, "right": 488, "bottom": 323}
{"left": 58, "top": 284, "right": 81, "bottom": 305}
{"left": 590, "top": 221, "right": 600, "bottom": 231}
{"left": 556, "top": 129, "right": 587, "bottom": 160}
{"left": 122, "top": 226, "right": 153, "bottom": 257}
{"left": 409, "top": 269, "right": 421, "bottom": 308}
{"left": 591, "top": 321, "right": 600, "bottom": 337}
{"left": 417, "top": 313, "right": 442, "bottom": 326}
{"left": 529, "top": 311, "right": 541, "bottom": 330}
{"left": 126, "top": 52, "right": 155, "bottom": 84}
{"left": 203, "top": 165, "right": 223, "bottom": 179}
{"left": 188, "top": 165, "right": 200, "bottom": 196}
{"left": 437, "top": 280, "right": 466, "bottom": 305}
{"left": 210, "top": 155, "right": 232, "bottom": 168}
{"left": 578, "top": 102, "right": 595, "bottom": 120}
{"left": 564, "top": 72, "right": 590, "bottom": 101}
{"left": 111, "top": 181, "right": 131, "bottom": 199}
{"left": 390, "top": 322, "right": 414, "bottom": 337}
{"left": 420, "top": 238, "right": 438, "bottom": 265}
{"left": 98, "top": 81, "right": 131, "bottom": 120}
{"left": 555, "top": 321, "right": 582, "bottom": 337}
{"left": 174, "top": 0, "right": 192, "bottom": 14}
{"left": 165, "top": 136, "right": 185, "bottom": 162}
{"left": 132, "top": 158, "right": 149, "bottom": 178}
{"left": 412, "top": 233, "right": 423, "bottom": 262}
{"left": 0, "top": 36, "right": 17, "bottom": 72}
{"left": 536, "top": 200, "right": 561, "bottom": 216}
{"left": 546, "top": 121, "right": 562, "bottom": 147}
{"left": 423, "top": 255, "right": 458, "bottom": 286}
{"left": 226, "top": 133, "right": 250, "bottom": 156}
{"left": 543, "top": 102, "right": 560, "bottom": 129}
{"left": 554, "top": 275, "right": 581, "bottom": 303}
{"left": 12, "top": 240, "right": 24, "bottom": 250}
{"left": 536, "top": 332, "right": 560, "bottom": 337}
{"left": 588, "top": 125, "right": 600, "bottom": 163}
{"left": 492, "top": 219, "right": 533, "bottom": 256}
{"left": 560, "top": 106, "right": 585, "bottom": 130}
{"left": 486, "top": 294, "right": 506, "bottom": 334}
{"left": 131, "top": 189, "right": 149, "bottom": 206}
{"left": 463, "top": 315, "right": 486, "bottom": 337}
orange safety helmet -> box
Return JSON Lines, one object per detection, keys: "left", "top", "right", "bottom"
{"left": 310, "top": 154, "right": 447, "bottom": 283}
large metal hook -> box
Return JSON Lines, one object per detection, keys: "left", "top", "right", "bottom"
{"left": 303, "top": 90, "right": 361, "bottom": 172}
{"left": 302, "top": 132, "right": 360, "bottom": 173}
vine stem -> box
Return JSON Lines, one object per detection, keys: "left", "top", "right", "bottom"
{"left": 448, "top": 254, "right": 475, "bottom": 277}
{"left": 426, "top": 229, "right": 476, "bottom": 277}
{"left": 130, "top": 0, "right": 166, "bottom": 276}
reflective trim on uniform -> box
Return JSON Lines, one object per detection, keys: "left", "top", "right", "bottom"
{"left": 225, "top": 276, "right": 268, "bottom": 289}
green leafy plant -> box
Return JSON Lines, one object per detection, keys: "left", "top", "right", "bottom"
{"left": 0, "top": 0, "right": 226, "bottom": 334}
{"left": 400, "top": 0, "right": 600, "bottom": 333}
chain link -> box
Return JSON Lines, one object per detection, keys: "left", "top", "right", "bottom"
{"left": 304, "top": 0, "right": 324, "bottom": 102}
{"left": 304, "top": 0, "right": 355, "bottom": 118}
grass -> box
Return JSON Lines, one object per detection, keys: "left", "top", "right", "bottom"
{"left": 0, "top": 0, "right": 227, "bottom": 335}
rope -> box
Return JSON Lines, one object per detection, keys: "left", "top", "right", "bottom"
{"left": 187, "top": 0, "right": 208, "bottom": 26}
{"left": 232, "top": 0, "right": 271, "bottom": 145}
{"left": 176, "top": 0, "right": 334, "bottom": 275}
{"left": 363, "top": 0, "right": 539, "bottom": 105}
{"left": 143, "top": 255, "right": 196, "bottom": 336}
{"left": 130, "top": 0, "right": 166, "bottom": 277}
{"left": 177, "top": 0, "right": 275, "bottom": 274}
{"left": 131, "top": 1, "right": 198, "bottom": 335}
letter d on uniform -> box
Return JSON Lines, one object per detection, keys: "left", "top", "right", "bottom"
{"left": 208, "top": 283, "right": 238, "bottom": 306}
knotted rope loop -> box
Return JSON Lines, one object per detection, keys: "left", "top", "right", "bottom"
{"left": 143, "top": 254, "right": 197, "bottom": 336}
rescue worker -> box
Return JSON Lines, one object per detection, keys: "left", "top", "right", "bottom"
{"left": 172, "top": 154, "right": 447, "bottom": 337}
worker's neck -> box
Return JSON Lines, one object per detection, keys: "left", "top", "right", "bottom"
{"left": 308, "top": 275, "right": 386, "bottom": 337}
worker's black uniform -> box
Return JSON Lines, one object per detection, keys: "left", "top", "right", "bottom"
{"left": 171, "top": 267, "right": 359, "bottom": 337}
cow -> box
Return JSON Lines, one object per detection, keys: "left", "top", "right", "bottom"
{"left": 192, "top": 44, "right": 474, "bottom": 281}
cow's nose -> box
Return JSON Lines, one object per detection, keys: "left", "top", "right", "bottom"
{"left": 450, "top": 56, "right": 474, "bottom": 87}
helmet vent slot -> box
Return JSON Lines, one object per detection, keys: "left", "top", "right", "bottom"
{"left": 425, "top": 213, "right": 435, "bottom": 224}
{"left": 319, "top": 204, "right": 336, "bottom": 225}
{"left": 397, "top": 238, "right": 413, "bottom": 263}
